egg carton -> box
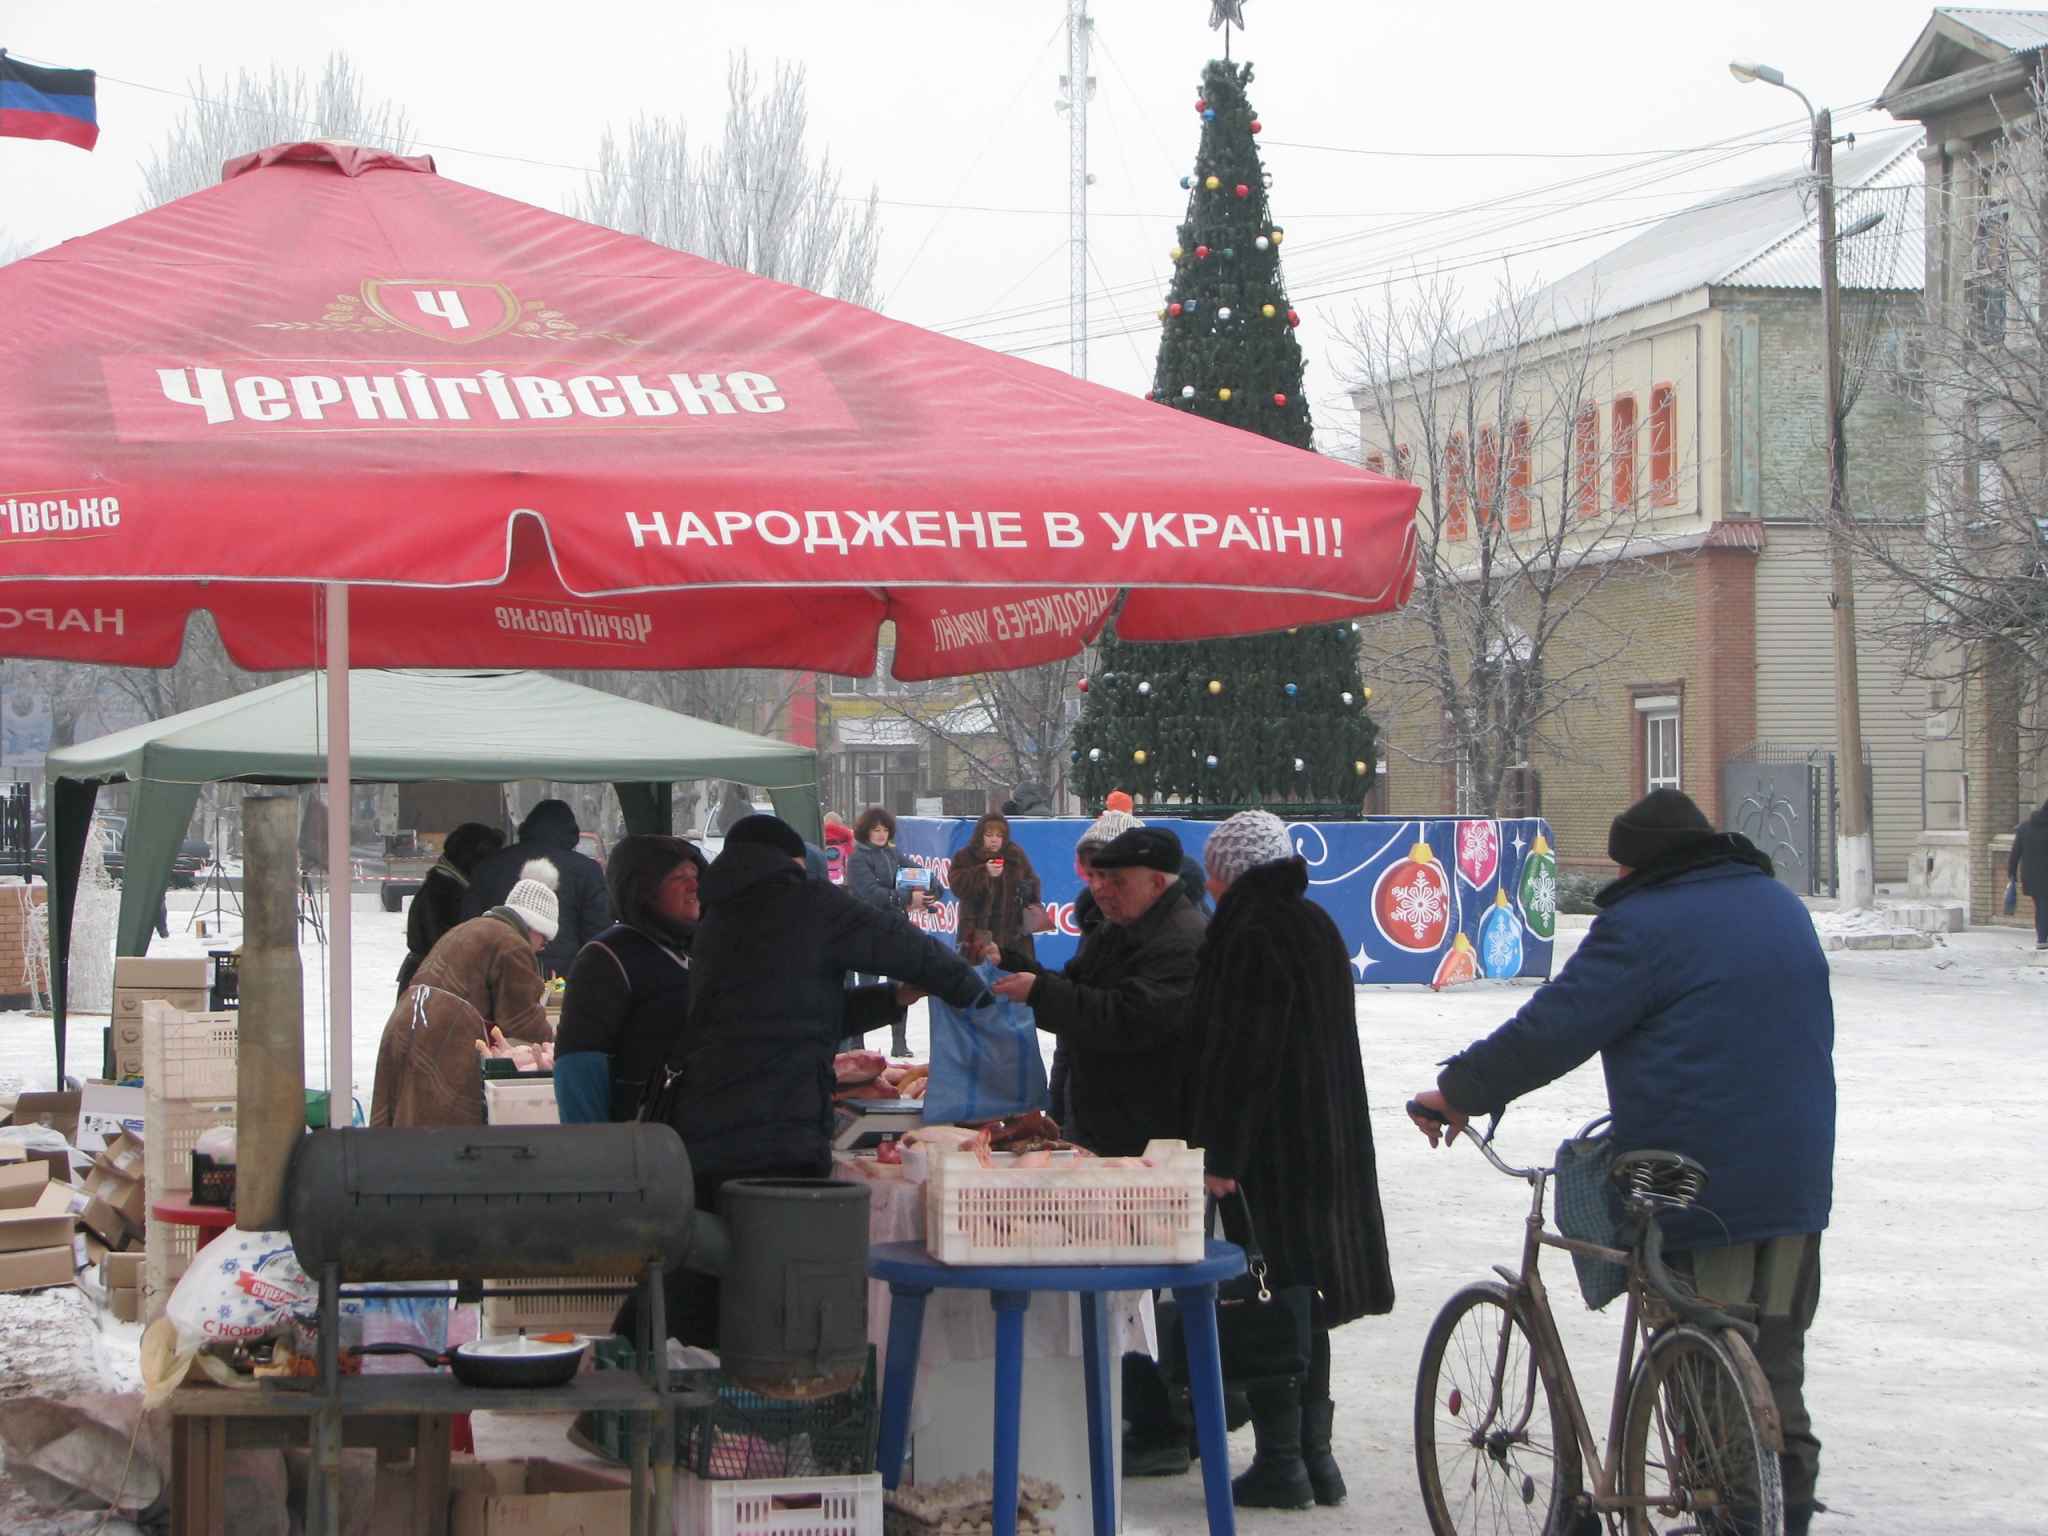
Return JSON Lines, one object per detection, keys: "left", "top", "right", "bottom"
{"left": 883, "top": 1473, "right": 1064, "bottom": 1531}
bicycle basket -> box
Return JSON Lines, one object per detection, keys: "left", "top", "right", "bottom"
{"left": 1553, "top": 1128, "right": 1628, "bottom": 1310}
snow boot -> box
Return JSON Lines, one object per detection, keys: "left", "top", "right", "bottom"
{"left": 1230, "top": 1383, "right": 1314, "bottom": 1510}
{"left": 1299, "top": 1399, "right": 1345, "bottom": 1506}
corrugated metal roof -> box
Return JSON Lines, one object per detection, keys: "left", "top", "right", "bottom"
{"left": 1940, "top": 8, "right": 2048, "bottom": 54}
{"left": 1517, "top": 127, "right": 1923, "bottom": 330}
{"left": 1718, "top": 135, "right": 1924, "bottom": 290}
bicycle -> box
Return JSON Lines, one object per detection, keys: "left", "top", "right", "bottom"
{"left": 1406, "top": 1104, "right": 1785, "bottom": 1536}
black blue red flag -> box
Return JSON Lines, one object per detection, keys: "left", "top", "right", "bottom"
{"left": 0, "top": 51, "right": 98, "bottom": 150}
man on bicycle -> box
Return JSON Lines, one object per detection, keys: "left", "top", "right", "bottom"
{"left": 1409, "top": 789, "right": 1835, "bottom": 1536}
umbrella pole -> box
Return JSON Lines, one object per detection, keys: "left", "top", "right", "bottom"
{"left": 324, "top": 583, "right": 352, "bottom": 1116}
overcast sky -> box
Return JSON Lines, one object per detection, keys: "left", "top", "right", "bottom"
{"left": 2, "top": 1, "right": 1957, "bottom": 426}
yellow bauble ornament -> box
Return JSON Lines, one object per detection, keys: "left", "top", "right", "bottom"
{"left": 1271, "top": 229, "right": 1285, "bottom": 244}
{"left": 1204, "top": 175, "right": 1220, "bottom": 190}
{"left": 1133, "top": 749, "right": 1148, "bottom": 765}
{"left": 1261, "top": 303, "right": 1276, "bottom": 318}
{"left": 1217, "top": 387, "right": 1232, "bottom": 401}
{"left": 1207, "top": 679, "right": 1223, "bottom": 695}
{"left": 1362, "top": 686, "right": 1373, "bottom": 701}
{"left": 1170, "top": 245, "right": 1184, "bottom": 261}
{"left": 1354, "top": 760, "right": 1368, "bottom": 776}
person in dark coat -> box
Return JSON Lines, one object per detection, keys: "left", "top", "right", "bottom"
{"left": 396, "top": 822, "right": 505, "bottom": 992}
{"left": 554, "top": 835, "right": 705, "bottom": 1124}
{"left": 641, "top": 814, "right": 989, "bottom": 1344}
{"left": 947, "top": 812, "right": 1045, "bottom": 959}
{"left": 2008, "top": 798, "right": 2048, "bottom": 948}
{"left": 1410, "top": 788, "right": 1836, "bottom": 1536}
{"left": 462, "top": 799, "right": 609, "bottom": 980}
{"left": 846, "top": 806, "right": 927, "bottom": 1054}
{"left": 1184, "top": 812, "right": 1393, "bottom": 1510}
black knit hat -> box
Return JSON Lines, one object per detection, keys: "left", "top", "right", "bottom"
{"left": 1608, "top": 789, "right": 1714, "bottom": 868}
{"left": 723, "top": 813, "right": 807, "bottom": 861}
{"left": 1088, "top": 826, "right": 1184, "bottom": 875}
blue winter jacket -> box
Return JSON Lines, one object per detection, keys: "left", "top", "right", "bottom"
{"left": 1438, "top": 860, "right": 1835, "bottom": 1250}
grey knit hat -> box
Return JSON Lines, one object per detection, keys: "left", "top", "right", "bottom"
{"left": 1203, "top": 811, "right": 1296, "bottom": 891}
{"left": 1077, "top": 808, "right": 1142, "bottom": 851}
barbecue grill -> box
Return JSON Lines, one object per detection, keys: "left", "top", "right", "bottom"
{"left": 278, "top": 1121, "right": 873, "bottom": 1536}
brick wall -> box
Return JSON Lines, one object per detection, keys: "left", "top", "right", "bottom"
{"left": 0, "top": 884, "right": 48, "bottom": 1005}
{"left": 1359, "top": 541, "right": 1756, "bottom": 874}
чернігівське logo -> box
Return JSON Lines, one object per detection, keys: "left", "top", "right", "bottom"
{"left": 257, "top": 279, "right": 636, "bottom": 345}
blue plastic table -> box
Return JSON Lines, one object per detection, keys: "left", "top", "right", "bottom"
{"left": 869, "top": 1239, "right": 1248, "bottom": 1536}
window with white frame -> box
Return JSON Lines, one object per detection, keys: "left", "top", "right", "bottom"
{"left": 1637, "top": 695, "right": 1680, "bottom": 792}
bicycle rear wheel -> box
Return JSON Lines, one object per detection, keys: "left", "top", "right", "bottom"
{"left": 1621, "top": 1325, "right": 1783, "bottom": 1536}
{"left": 1415, "top": 1281, "right": 1581, "bottom": 1536}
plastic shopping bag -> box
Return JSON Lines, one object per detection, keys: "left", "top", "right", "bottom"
{"left": 921, "top": 963, "right": 1048, "bottom": 1125}
{"left": 2006, "top": 879, "right": 2020, "bottom": 916}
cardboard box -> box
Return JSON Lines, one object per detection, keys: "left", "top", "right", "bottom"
{"left": 113, "top": 957, "right": 210, "bottom": 991}
{"left": 78, "top": 1195, "right": 135, "bottom": 1249}
{"left": 4, "top": 1090, "right": 81, "bottom": 1145}
{"left": 0, "top": 1164, "right": 77, "bottom": 1253}
{"left": 102, "top": 1250, "right": 144, "bottom": 1289}
{"left": 108, "top": 1285, "right": 139, "bottom": 1323}
{"left": 0, "top": 1138, "right": 71, "bottom": 1187}
{"left": 97, "top": 1129, "right": 145, "bottom": 1182}
{"left": 449, "top": 1459, "right": 629, "bottom": 1536}
{"left": 0, "top": 1245, "right": 73, "bottom": 1293}
{"left": 77, "top": 1081, "right": 145, "bottom": 1154}
{"left": 85, "top": 1158, "right": 146, "bottom": 1225}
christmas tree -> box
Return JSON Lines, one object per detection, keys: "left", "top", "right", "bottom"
{"left": 1070, "top": 55, "right": 1377, "bottom": 816}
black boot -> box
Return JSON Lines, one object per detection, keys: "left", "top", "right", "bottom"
{"left": 1231, "top": 1381, "right": 1314, "bottom": 1510}
{"left": 1299, "top": 1399, "right": 1344, "bottom": 1506}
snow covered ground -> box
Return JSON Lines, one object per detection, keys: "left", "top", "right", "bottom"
{"left": 3, "top": 893, "right": 2044, "bottom": 1533}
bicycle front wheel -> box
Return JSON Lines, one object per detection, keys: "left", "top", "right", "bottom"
{"left": 1415, "top": 1281, "right": 1581, "bottom": 1536}
{"left": 1621, "top": 1325, "right": 1783, "bottom": 1536}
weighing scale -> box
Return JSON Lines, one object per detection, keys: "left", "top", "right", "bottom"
{"left": 832, "top": 1098, "right": 924, "bottom": 1152}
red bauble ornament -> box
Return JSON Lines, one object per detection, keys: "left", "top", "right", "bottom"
{"left": 1372, "top": 842, "right": 1453, "bottom": 953}
{"left": 1195, "top": 98, "right": 1208, "bottom": 112}
{"left": 1169, "top": 302, "right": 1184, "bottom": 317}
{"left": 1287, "top": 309, "right": 1301, "bottom": 327}
{"left": 1249, "top": 119, "right": 1263, "bottom": 134}
{"left": 1431, "top": 933, "right": 1479, "bottom": 991}
{"left": 1195, "top": 245, "right": 1210, "bottom": 261}
{"left": 1235, "top": 183, "right": 1250, "bottom": 198}
{"left": 1076, "top": 678, "right": 1090, "bottom": 693}
{"left": 1273, "top": 392, "right": 1288, "bottom": 407}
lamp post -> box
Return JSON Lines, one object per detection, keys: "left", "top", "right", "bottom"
{"left": 1731, "top": 59, "right": 1875, "bottom": 908}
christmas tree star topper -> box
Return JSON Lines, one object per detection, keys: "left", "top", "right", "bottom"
{"left": 1208, "top": 1, "right": 1247, "bottom": 60}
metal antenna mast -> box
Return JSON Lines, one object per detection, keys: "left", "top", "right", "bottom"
{"left": 1057, "top": 0, "right": 1095, "bottom": 379}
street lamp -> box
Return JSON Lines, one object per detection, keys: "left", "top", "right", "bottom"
{"left": 1730, "top": 57, "right": 1876, "bottom": 908}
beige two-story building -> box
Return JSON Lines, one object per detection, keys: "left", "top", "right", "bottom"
{"left": 1354, "top": 130, "right": 1929, "bottom": 886}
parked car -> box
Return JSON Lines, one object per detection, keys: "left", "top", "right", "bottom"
{"left": 27, "top": 816, "right": 211, "bottom": 887}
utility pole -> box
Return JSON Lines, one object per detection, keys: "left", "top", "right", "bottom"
{"left": 1815, "top": 108, "right": 1875, "bottom": 908}
{"left": 1057, "top": 0, "right": 1094, "bottom": 380}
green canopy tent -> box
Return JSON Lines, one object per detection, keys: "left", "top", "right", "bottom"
{"left": 45, "top": 669, "right": 820, "bottom": 1078}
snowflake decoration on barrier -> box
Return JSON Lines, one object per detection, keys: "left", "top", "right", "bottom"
{"left": 1390, "top": 873, "right": 1448, "bottom": 944}
{"left": 1483, "top": 916, "right": 1521, "bottom": 975}
{"left": 1526, "top": 866, "right": 1557, "bottom": 922}
{"left": 1460, "top": 820, "right": 1495, "bottom": 868}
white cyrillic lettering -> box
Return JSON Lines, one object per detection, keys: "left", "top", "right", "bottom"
{"left": 1044, "top": 511, "right": 1084, "bottom": 548}
{"left": 233, "top": 376, "right": 290, "bottom": 422}
{"left": 673, "top": 512, "right": 718, "bottom": 547}
{"left": 413, "top": 289, "right": 471, "bottom": 329}
{"left": 1102, "top": 513, "right": 1140, "bottom": 551}
{"left": 714, "top": 511, "right": 752, "bottom": 544}
{"left": 477, "top": 369, "right": 520, "bottom": 419}
{"left": 988, "top": 511, "right": 1026, "bottom": 548}
{"left": 1140, "top": 513, "right": 1186, "bottom": 549}
{"left": 802, "top": 511, "right": 850, "bottom": 554}
{"left": 944, "top": 510, "right": 987, "bottom": 546}
{"left": 159, "top": 367, "right": 234, "bottom": 425}
{"left": 513, "top": 376, "right": 571, "bottom": 419}
{"left": 289, "top": 375, "right": 344, "bottom": 420}
{"left": 625, "top": 511, "right": 671, "bottom": 548}
{"left": 100, "top": 496, "right": 120, "bottom": 528}
{"left": 1184, "top": 513, "right": 1218, "bottom": 545}
{"left": 432, "top": 377, "right": 482, "bottom": 419}
{"left": 93, "top": 609, "right": 125, "bottom": 636}
{"left": 346, "top": 375, "right": 407, "bottom": 420}
{"left": 848, "top": 509, "right": 907, "bottom": 547}
{"left": 756, "top": 510, "right": 801, "bottom": 545}
{"left": 904, "top": 510, "right": 944, "bottom": 547}
{"left": 620, "top": 376, "right": 678, "bottom": 417}
{"left": 568, "top": 376, "right": 624, "bottom": 418}
{"left": 1221, "top": 515, "right": 1258, "bottom": 550}
{"left": 396, "top": 369, "right": 441, "bottom": 420}
{"left": 1272, "top": 517, "right": 1311, "bottom": 553}
{"left": 667, "top": 373, "right": 737, "bottom": 415}
{"left": 726, "top": 370, "right": 784, "bottom": 413}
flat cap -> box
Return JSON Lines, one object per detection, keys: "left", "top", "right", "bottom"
{"left": 1087, "top": 826, "right": 1184, "bottom": 874}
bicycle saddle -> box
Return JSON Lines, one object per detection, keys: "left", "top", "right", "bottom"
{"left": 1610, "top": 1149, "right": 1708, "bottom": 1209}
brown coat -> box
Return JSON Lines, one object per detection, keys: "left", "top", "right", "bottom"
{"left": 370, "top": 910, "right": 554, "bottom": 1128}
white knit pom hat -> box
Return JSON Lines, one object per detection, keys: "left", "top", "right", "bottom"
{"left": 1077, "top": 808, "right": 1142, "bottom": 852}
{"left": 1203, "top": 810, "right": 1296, "bottom": 890}
{"left": 503, "top": 857, "right": 561, "bottom": 941}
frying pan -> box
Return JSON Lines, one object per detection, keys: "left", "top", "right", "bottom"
{"left": 356, "top": 1333, "right": 589, "bottom": 1389}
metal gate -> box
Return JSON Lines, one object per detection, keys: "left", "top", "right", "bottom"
{"left": 1722, "top": 743, "right": 1834, "bottom": 897}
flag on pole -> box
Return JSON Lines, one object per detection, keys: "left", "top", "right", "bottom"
{"left": 0, "top": 51, "right": 98, "bottom": 150}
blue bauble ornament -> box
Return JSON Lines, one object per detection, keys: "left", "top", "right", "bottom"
{"left": 1180, "top": 175, "right": 1194, "bottom": 189}
{"left": 1478, "top": 890, "right": 1525, "bottom": 979}
{"left": 1202, "top": 108, "right": 1216, "bottom": 120}
{"left": 1283, "top": 682, "right": 1298, "bottom": 697}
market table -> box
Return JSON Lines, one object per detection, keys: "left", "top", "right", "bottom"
{"left": 870, "top": 1238, "right": 1248, "bottom": 1536}
{"left": 150, "top": 1198, "right": 237, "bottom": 1238}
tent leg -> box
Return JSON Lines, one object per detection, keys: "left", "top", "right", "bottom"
{"left": 324, "top": 583, "right": 352, "bottom": 1114}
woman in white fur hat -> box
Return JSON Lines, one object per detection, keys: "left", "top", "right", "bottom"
{"left": 370, "top": 858, "right": 561, "bottom": 1127}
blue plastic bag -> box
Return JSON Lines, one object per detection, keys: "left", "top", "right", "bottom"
{"left": 922, "top": 963, "right": 1048, "bottom": 1125}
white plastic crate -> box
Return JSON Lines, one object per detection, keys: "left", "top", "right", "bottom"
{"left": 924, "top": 1138, "right": 1205, "bottom": 1266}
{"left": 144, "top": 1097, "right": 236, "bottom": 1200}
{"left": 142, "top": 1214, "right": 198, "bottom": 1323}
{"left": 679, "top": 1472, "right": 881, "bottom": 1536}
{"left": 483, "top": 1079, "right": 559, "bottom": 1125}
{"left": 140, "top": 1000, "right": 238, "bottom": 1100}
{"left": 479, "top": 1273, "right": 633, "bottom": 1337}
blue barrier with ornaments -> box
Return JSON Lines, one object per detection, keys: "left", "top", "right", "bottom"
{"left": 893, "top": 815, "right": 1557, "bottom": 985}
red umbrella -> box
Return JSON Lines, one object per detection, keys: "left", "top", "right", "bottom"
{"left": 1, "top": 141, "right": 1417, "bottom": 1076}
